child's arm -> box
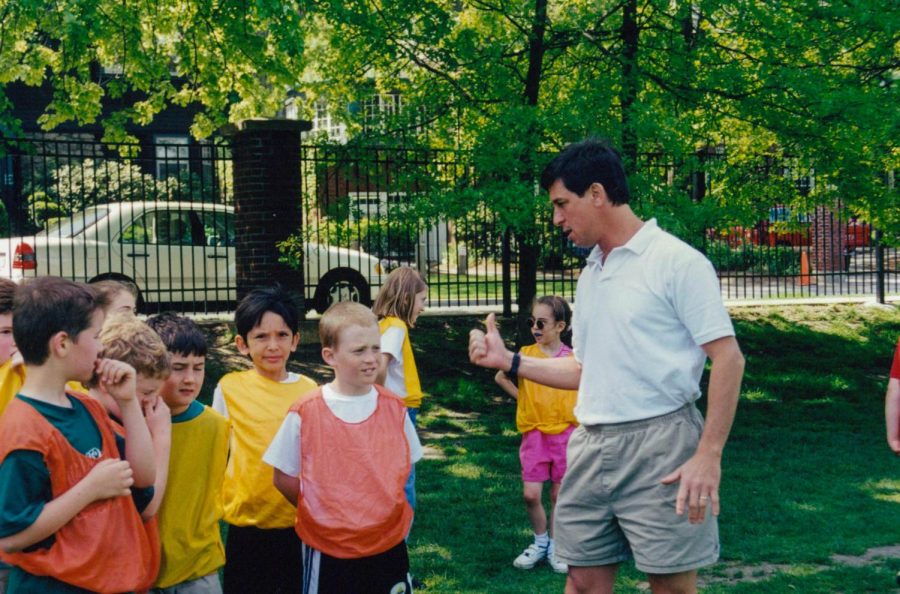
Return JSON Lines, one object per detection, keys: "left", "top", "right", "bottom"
{"left": 96, "top": 359, "right": 155, "bottom": 488}
{"left": 886, "top": 377, "right": 900, "bottom": 454}
{"left": 0, "top": 458, "right": 133, "bottom": 553}
{"left": 273, "top": 469, "right": 300, "bottom": 505}
{"left": 376, "top": 353, "right": 392, "bottom": 386}
{"left": 263, "top": 413, "right": 301, "bottom": 505}
{"left": 140, "top": 396, "right": 172, "bottom": 519}
{"left": 494, "top": 370, "right": 519, "bottom": 399}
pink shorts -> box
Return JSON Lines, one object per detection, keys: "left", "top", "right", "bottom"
{"left": 519, "top": 426, "right": 576, "bottom": 483}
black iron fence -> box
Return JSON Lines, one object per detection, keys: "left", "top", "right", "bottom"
{"left": 0, "top": 135, "right": 896, "bottom": 315}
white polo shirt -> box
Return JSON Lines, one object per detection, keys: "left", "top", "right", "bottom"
{"left": 572, "top": 219, "right": 734, "bottom": 424}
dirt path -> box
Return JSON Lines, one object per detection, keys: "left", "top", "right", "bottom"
{"left": 632, "top": 545, "right": 900, "bottom": 590}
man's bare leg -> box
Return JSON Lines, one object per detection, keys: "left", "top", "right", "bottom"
{"left": 565, "top": 564, "right": 619, "bottom": 594}
{"left": 647, "top": 569, "right": 698, "bottom": 594}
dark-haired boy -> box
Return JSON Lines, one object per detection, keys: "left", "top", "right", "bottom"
{"left": 211, "top": 286, "right": 316, "bottom": 594}
{"left": 0, "top": 277, "right": 157, "bottom": 593}
{"left": 147, "top": 312, "right": 229, "bottom": 594}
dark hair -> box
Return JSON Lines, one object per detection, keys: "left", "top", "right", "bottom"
{"left": 0, "top": 278, "right": 16, "bottom": 315}
{"left": 539, "top": 139, "right": 631, "bottom": 205}
{"left": 146, "top": 311, "right": 208, "bottom": 357}
{"left": 535, "top": 295, "right": 573, "bottom": 347}
{"left": 234, "top": 284, "right": 300, "bottom": 341}
{"left": 13, "top": 277, "right": 102, "bottom": 365}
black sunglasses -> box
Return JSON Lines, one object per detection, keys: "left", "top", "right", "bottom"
{"left": 527, "top": 317, "right": 548, "bottom": 330}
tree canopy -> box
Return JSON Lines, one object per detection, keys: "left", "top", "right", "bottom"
{"left": 3, "top": 0, "right": 897, "bottom": 234}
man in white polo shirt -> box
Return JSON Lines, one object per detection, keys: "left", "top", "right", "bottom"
{"left": 469, "top": 139, "right": 745, "bottom": 594}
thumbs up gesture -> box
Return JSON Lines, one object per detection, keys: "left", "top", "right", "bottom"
{"left": 468, "top": 313, "right": 512, "bottom": 370}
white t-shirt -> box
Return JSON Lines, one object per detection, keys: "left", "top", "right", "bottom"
{"left": 380, "top": 325, "right": 408, "bottom": 397}
{"left": 572, "top": 219, "right": 735, "bottom": 424}
{"left": 211, "top": 372, "right": 302, "bottom": 419}
{"left": 263, "top": 382, "right": 423, "bottom": 478}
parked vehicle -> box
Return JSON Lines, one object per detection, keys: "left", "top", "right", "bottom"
{"left": 709, "top": 205, "right": 871, "bottom": 250}
{"left": 0, "top": 202, "right": 385, "bottom": 313}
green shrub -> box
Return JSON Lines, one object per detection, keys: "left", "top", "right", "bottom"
{"left": 705, "top": 240, "right": 801, "bottom": 275}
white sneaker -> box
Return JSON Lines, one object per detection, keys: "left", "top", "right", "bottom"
{"left": 513, "top": 543, "right": 548, "bottom": 569}
{"left": 547, "top": 543, "right": 568, "bottom": 574}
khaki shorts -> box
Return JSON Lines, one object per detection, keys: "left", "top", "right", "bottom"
{"left": 553, "top": 404, "right": 719, "bottom": 574}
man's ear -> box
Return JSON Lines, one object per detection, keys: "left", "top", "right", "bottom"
{"left": 235, "top": 334, "right": 249, "bottom": 356}
{"left": 290, "top": 332, "right": 300, "bottom": 353}
{"left": 589, "top": 182, "right": 608, "bottom": 206}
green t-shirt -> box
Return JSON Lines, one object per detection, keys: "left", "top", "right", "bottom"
{"left": 0, "top": 395, "right": 153, "bottom": 593}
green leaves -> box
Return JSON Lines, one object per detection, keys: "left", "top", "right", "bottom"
{"left": 1, "top": 0, "right": 311, "bottom": 141}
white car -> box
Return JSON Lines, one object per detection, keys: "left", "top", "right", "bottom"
{"left": 0, "top": 201, "right": 385, "bottom": 313}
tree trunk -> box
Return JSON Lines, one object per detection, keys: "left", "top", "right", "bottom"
{"left": 620, "top": 0, "right": 639, "bottom": 174}
{"left": 515, "top": 0, "right": 548, "bottom": 345}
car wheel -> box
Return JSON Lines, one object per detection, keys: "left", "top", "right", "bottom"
{"left": 314, "top": 269, "right": 371, "bottom": 313}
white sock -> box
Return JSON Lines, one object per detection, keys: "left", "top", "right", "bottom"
{"left": 534, "top": 532, "right": 549, "bottom": 549}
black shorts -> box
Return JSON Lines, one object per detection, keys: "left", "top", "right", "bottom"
{"left": 303, "top": 541, "right": 411, "bottom": 594}
{"left": 224, "top": 525, "right": 302, "bottom": 594}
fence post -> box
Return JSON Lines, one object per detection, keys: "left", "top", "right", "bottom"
{"left": 875, "top": 229, "right": 885, "bottom": 304}
{"left": 502, "top": 228, "right": 512, "bottom": 316}
{"left": 228, "top": 119, "right": 311, "bottom": 308}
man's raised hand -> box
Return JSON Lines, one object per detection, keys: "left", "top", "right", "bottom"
{"left": 468, "top": 313, "right": 512, "bottom": 371}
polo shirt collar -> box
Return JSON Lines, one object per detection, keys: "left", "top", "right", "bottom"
{"left": 585, "top": 218, "right": 659, "bottom": 264}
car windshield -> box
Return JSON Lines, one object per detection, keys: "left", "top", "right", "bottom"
{"left": 37, "top": 207, "right": 110, "bottom": 238}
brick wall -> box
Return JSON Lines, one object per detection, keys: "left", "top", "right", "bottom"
{"left": 810, "top": 204, "right": 847, "bottom": 272}
{"left": 231, "top": 119, "right": 311, "bottom": 304}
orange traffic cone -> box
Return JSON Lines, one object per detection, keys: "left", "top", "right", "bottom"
{"left": 799, "top": 251, "right": 814, "bottom": 286}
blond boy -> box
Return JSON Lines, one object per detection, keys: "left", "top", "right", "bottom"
{"left": 264, "top": 302, "right": 422, "bottom": 594}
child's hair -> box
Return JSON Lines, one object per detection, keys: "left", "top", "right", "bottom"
{"left": 319, "top": 301, "right": 378, "bottom": 349}
{"left": 0, "top": 278, "right": 16, "bottom": 315}
{"left": 13, "top": 277, "right": 103, "bottom": 366}
{"left": 146, "top": 312, "right": 208, "bottom": 357}
{"left": 535, "top": 295, "right": 573, "bottom": 347}
{"left": 372, "top": 267, "right": 427, "bottom": 327}
{"left": 235, "top": 284, "right": 300, "bottom": 341}
{"left": 92, "top": 313, "right": 171, "bottom": 385}
{"left": 90, "top": 279, "right": 139, "bottom": 305}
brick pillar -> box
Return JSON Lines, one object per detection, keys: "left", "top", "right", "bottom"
{"left": 810, "top": 204, "right": 846, "bottom": 272}
{"left": 230, "top": 119, "right": 311, "bottom": 305}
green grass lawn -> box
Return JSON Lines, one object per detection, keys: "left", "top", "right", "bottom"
{"left": 202, "top": 303, "right": 900, "bottom": 593}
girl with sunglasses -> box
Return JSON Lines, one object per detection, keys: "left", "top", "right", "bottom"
{"left": 495, "top": 295, "right": 578, "bottom": 575}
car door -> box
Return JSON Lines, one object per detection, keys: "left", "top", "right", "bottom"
{"left": 118, "top": 207, "right": 200, "bottom": 303}
{"left": 196, "top": 209, "right": 236, "bottom": 302}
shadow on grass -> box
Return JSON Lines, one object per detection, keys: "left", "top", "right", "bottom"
{"left": 197, "top": 305, "right": 900, "bottom": 593}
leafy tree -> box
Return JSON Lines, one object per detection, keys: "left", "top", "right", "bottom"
{"left": 0, "top": 0, "right": 308, "bottom": 141}
{"left": 299, "top": 0, "right": 897, "bottom": 330}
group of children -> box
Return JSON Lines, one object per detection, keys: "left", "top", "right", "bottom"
{"left": 0, "top": 264, "right": 579, "bottom": 594}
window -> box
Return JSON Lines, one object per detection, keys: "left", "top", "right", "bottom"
{"left": 121, "top": 210, "right": 196, "bottom": 246}
{"left": 312, "top": 99, "right": 346, "bottom": 141}
{"left": 199, "top": 211, "right": 235, "bottom": 247}
{"left": 155, "top": 135, "right": 190, "bottom": 180}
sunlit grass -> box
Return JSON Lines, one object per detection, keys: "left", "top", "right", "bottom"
{"left": 199, "top": 303, "right": 900, "bottom": 593}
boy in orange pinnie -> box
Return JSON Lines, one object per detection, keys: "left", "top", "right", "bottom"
{"left": 265, "top": 302, "right": 422, "bottom": 593}
{"left": 0, "top": 277, "right": 157, "bottom": 593}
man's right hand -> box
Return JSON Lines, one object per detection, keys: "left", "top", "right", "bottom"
{"left": 469, "top": 313, "right": 512, "bottom": 371}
